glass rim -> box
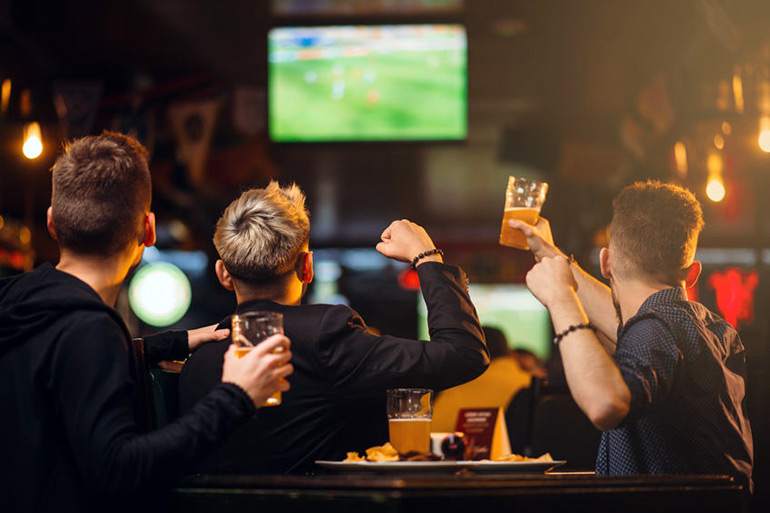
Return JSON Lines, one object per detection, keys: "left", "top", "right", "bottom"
{"left": 232, "top": 311, "right": 283, "bottom": 321}
{"left": 386, "top": 388, "right": 434, "bottom": 394}
{"left": 507, "top": 175, "right": 548, "bottom": 187}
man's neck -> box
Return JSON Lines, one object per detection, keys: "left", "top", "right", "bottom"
{"left": 617, "top": 278, "right": 680, "bottom": 324}
{"left": 234, "top": 279, "right": 304, "bottom": 307}
{"left": 56, "top": 250, "right": 134, "bottom": 306}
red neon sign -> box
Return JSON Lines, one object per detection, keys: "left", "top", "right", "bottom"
{"left": 707, "top": 268, "right": 758, "bottom": 329}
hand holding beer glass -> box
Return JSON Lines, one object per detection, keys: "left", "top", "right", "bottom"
{"left": 232, "top": 311, "right": 285, "bottom": 407}
{"left": 499, "top": 176, "right": 549, "bottom": 250}
{"left": 387, "top": 388, "right": 434, "bottom": 454}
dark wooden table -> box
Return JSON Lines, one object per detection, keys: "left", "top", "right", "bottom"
{"left": 169, "top": 472, "right": 747, "bottom": 513}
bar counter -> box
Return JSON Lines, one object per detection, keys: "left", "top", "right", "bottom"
{"left": 169, "top": 472, "right": 746, "bottom": 513}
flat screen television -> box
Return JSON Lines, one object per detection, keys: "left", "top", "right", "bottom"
{"left": 268, "top": 24, "right": 467, "bottom": 142}
{"left": 271, "top": 0, "right": 464, "bottom": 17}
{"left": 418, "top": 283, "right": 553, "bottom": 360}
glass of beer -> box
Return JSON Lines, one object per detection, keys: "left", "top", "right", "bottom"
{"left": 386, "top": 388, "right": 434, "bottom": 454}
{"left": 499, "top": 176, "right": 549, "bottom": 250}
{"left": 231, "top": 311, "right": 284, "bottom": 407}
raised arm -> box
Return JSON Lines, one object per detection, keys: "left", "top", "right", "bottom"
{"left": 524, "top": 255, "right": 630, "bottom": 431}
{"left": 317, "top": 220, "right": 488, "bottom": 396}
{"left": 509, "top": 217, "right": 620, "bottom": 350}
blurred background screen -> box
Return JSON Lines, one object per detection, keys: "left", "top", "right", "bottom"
{"left": 418, "top": 283, "right": 553, "bottom": 360}
{"left": 268, "top": 24, "right": 467, "bottom": 142}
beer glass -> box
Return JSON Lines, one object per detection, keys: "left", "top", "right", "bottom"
{"left": 231, "top": 311, "right": 284, "bottom": 407}
{"left": 386, "top": 388, "right": 434, "bottom": 454}
{"left": 499, "top": 176, "right": 549, "bottom": 250}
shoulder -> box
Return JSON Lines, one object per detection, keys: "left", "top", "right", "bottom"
{"left": 619, "top": 313, "right": 678, "bottom": 351}
{"left": 281, "top": 303, "right": 366, "bottom": 330}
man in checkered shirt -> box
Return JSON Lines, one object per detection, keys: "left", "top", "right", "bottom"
{"left": 510, "top": 180, "right": 753, "bottom": 492}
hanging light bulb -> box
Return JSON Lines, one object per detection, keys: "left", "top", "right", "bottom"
{"left": 23, "top": 122, "right": 43, "bottom": 159}
{"left": 706, "top": 149, "right": 725, "bottom": 203}
{"left": 759, "top": 116, "right": 770, "bottom": 153}
{"left": 732, "top": 71, "right": 744, "bottom": 114}
{"left": 1, "top": 79, "right": 10, "bottom": 116}
{"left": 706, "top": 176, "right": 726, "bottom": 202}
{"left": 673, "top": 141, "right": 688, "bottom": 177}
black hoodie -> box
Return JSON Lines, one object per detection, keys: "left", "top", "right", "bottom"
{"left": 0, "top": 263, "right": 256, "bottom": 512}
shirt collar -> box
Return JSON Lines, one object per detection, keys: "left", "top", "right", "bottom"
{"left": 618, "top": 287, "right": 688, "bottom": 337}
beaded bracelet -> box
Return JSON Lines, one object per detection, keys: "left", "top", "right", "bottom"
{"left": 411, "top": 248, "right": 444, "bottom": 270}
{"left": 553, "top": 322, "right": 597, "bottom": 346}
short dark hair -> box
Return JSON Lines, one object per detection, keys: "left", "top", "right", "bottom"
{"left": 51, "top": 131, "right": 151, "bottom": 256}
{"left": 610, "top": 180, "right": 704, "bottom": 285}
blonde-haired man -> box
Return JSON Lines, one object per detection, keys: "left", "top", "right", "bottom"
{"left": 512, "top": 180, "right": 753, "bottom": 491}
{"left": 180, "top": 181, "right": 489, "bottom": 474}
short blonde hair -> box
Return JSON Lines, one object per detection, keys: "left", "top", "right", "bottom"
{"left": 214, "top": 181, "right": 310, "bottom": 281}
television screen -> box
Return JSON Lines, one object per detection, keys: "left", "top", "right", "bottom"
{"left": 271, "top": 0, "right": 464, "bottom": 17}
{"left": 268, "top": 24, "right": 467, "bottom": 142}
{"left": 418, "top": 283, "right": 553, "bottom": 360}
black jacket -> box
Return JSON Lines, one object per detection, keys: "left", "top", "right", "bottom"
{"left": 0, "top": 263, "right": 256, "bottom": 512}
{"left": 179, "top": 262, "right": 488, "bottom": 474}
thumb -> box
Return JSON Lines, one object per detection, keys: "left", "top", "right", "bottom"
{"left": 223, "top": 343, "right": 237, "bottom": 363}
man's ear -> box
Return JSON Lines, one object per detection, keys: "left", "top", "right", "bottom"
{"left": 685, "top": 260, "right": 702, "bottom": 289}
{"left": 215, "top": 259, "right": 235, "bottom": 291}
{"left": 300, "top": 251, "right": 314, "bottom": 284}
{"left": 46, "top": 206, "right": 58, "bottom": 240}
{"left": 600, "top": 247, "right": 612, "bottom": 280}
{"left": 141, "top": 212, "right": 156, "bottom": 247}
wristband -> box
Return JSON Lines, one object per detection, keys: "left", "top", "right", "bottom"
{"left": 411, "top": 248, "right": 444, "bottom": 270}
{"left": 553, "top": 322, "right": 597, "bottom": 346}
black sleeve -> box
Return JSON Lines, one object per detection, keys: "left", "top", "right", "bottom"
{"left": 318, "top": 262, "right": 488, "bottom": 397}
{"left": 54, "top": 316, "right": 255, "bottom": 499}
{"left": 142, "top": 330, "right": 189, "bottom": 365}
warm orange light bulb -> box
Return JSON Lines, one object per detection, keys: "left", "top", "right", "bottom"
{"left": 706, "top": 177, "right": 726, "bottom": 203}
{"left": 22, "top": 122, "right": 43, "bottom": 159}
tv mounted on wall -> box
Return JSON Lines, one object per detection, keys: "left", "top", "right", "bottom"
{"left": 268, "top": 24, "right": 467, "bottom": 142}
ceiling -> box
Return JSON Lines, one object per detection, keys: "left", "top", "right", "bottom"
{"left": 3, "top": 0, "right": 770, "bottom": 259}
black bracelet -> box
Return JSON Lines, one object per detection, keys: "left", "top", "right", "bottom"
{"left": 553, "top": 322, "right": 597, "bottom": 346}
{"left": 411, "top": 248, "right": 444, "bottom": 270}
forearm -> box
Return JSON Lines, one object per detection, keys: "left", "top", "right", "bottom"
{"left": 91, "top": 383, "right": 254, "bottom": 497}
{"left": 547, "top": 291, "right": 630, "bottom": 431}
{"left": 419, "top": 262, "right": 488, "bottom": 382}
{"left": 571, "top": 262, "right": 620, "bottom": 348}
{"left": 142, "top": 331, "right": 189, "bottom": 365}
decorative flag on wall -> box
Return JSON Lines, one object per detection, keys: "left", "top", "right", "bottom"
{"left": 168, "top": 97, "right": 222, "bottom": 188}
{"left": 232, "top": 86, "right": 266, "bottom": 137}
{"left": 111, "top": 101, "right": 156, "bottom": 155}
{"left": 52, "top": 81, "right": 103, "bottom": 139}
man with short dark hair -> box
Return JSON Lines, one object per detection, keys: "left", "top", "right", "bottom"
{"left": 511, "top": 180, "right": 753, "bottom": 490}
{"left": 179, "top": 181, "right": 489, "bottom": 473}
{"left": 0, "top": 132, "right": 293, "bottom": 512}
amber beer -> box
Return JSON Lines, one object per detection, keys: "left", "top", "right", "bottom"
{"left": 386, "top": 388, "right": 434, "bottom": 454}
{"left": 388, "top": 418, "right": 432, "bottom": 454}
{"left": 235, "top": 347, "right": 282, "bottom": 406}
{"left": 498, "top": 176, "right": 548, "bottom": 251}
{"left": 232, "top": 311, "right": 284, "bottom": 407}
{"left": 499, "top": 207, "right": 541, "bottom": 250}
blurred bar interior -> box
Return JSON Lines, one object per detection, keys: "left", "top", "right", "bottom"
{"left": 1, "top": 0, "right": 769, "bottom": 510}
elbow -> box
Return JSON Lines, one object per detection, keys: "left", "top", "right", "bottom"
{"left": 585, "top": 393, "right": 630, "bottom": 432}
{"left": 447, "top": 346, "right": 490, "bottom": 387}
